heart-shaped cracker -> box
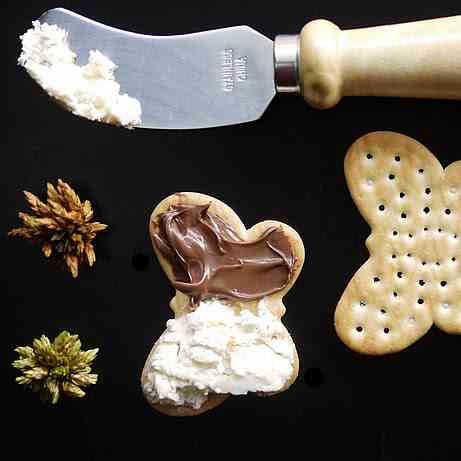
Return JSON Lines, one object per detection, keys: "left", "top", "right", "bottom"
{"left": 141, "top": 192, "right": 305, "bottom": 415}
{"left": 335, "top": 132, "right": 461, "bottom": 355}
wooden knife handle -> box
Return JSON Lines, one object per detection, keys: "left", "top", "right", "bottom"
{"left": 299, "top": 16, "right": 461, "bottom": 108}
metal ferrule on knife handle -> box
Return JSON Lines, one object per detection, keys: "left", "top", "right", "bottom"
{"left": 274, "top": 35, "right": 300, "bottom": 94}
{"left": 275, "top": 16, "right": 461, "bottom": 109}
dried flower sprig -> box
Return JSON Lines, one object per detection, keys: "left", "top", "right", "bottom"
{"left": 13, "top": 331, "right": 99, "bottom": 404}
{"left": 8, "top": 179, "right": 108, "bottom": 278}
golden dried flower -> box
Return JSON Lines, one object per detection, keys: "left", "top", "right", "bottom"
{"left": 12, "top": 331, "right": 99, "bottom": 404}
{"left": 8, "top": 179, "right": 108, "bottom": 278}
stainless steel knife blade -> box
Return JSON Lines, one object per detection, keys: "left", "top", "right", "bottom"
{"left": 39, "top": 8, "right": 275, "bottom": 129}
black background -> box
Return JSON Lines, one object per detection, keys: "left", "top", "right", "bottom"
{"left": 5, "top": 1, "right": 460, "bottom": 460}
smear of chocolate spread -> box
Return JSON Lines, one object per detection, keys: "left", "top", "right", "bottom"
{"left": 151, "top": 203, "right": 294, "bottom": 304}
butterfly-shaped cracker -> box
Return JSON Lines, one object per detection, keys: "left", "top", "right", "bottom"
{"left": 142, "top": 192, "right": 305, "bottom": 415}
{"left": 335, "top": 132, "right": 461, "bottom": 354}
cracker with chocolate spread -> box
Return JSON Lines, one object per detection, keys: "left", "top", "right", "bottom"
{"left": 335, "top": 132, "right": 461, "bottom": 354}
{"left": 141, "top": 192, "right": 305, "bottom": 416}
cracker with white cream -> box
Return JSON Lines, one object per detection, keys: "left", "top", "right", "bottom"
{"left": 335, "top": 132, "right": 461, "bottom": 354}
{"left": 141, "top": 192, "right": 304, "bottom": 416}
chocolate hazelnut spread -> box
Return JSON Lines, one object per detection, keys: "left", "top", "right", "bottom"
{"left": 151, "top": 203, "right": 294, "bottom": 303}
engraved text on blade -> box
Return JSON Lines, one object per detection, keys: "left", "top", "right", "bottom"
{"left": 221, "top": 48, "right": 248, "bottom": 92}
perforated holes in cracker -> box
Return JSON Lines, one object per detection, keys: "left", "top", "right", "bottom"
{"left": 335, "top": 132, "right": 461, "bottom": 355}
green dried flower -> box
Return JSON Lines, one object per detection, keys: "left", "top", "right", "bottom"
{"left": 13, "top": 331, "right": 99, "bottom": 404}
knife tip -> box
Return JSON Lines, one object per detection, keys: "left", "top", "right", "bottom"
{"left": 39, "top": 7, "right": 75, "bottom": 24}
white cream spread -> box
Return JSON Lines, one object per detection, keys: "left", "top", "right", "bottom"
{"left": 142, "top": 298, "right": 295, "bottom": 410}
{"left": 18, "top": 21, "right": 142, "bottom": 128}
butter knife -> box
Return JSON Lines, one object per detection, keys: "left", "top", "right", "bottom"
{"left": 38, "top": 9, "right": 461, "bottom": 129}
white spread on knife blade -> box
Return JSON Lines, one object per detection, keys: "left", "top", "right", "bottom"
{"left": 142, "top": 298, "right": 295, "bottom": 410}
{"left": 18, "top": 21, "right": 142, "bottom": 129}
